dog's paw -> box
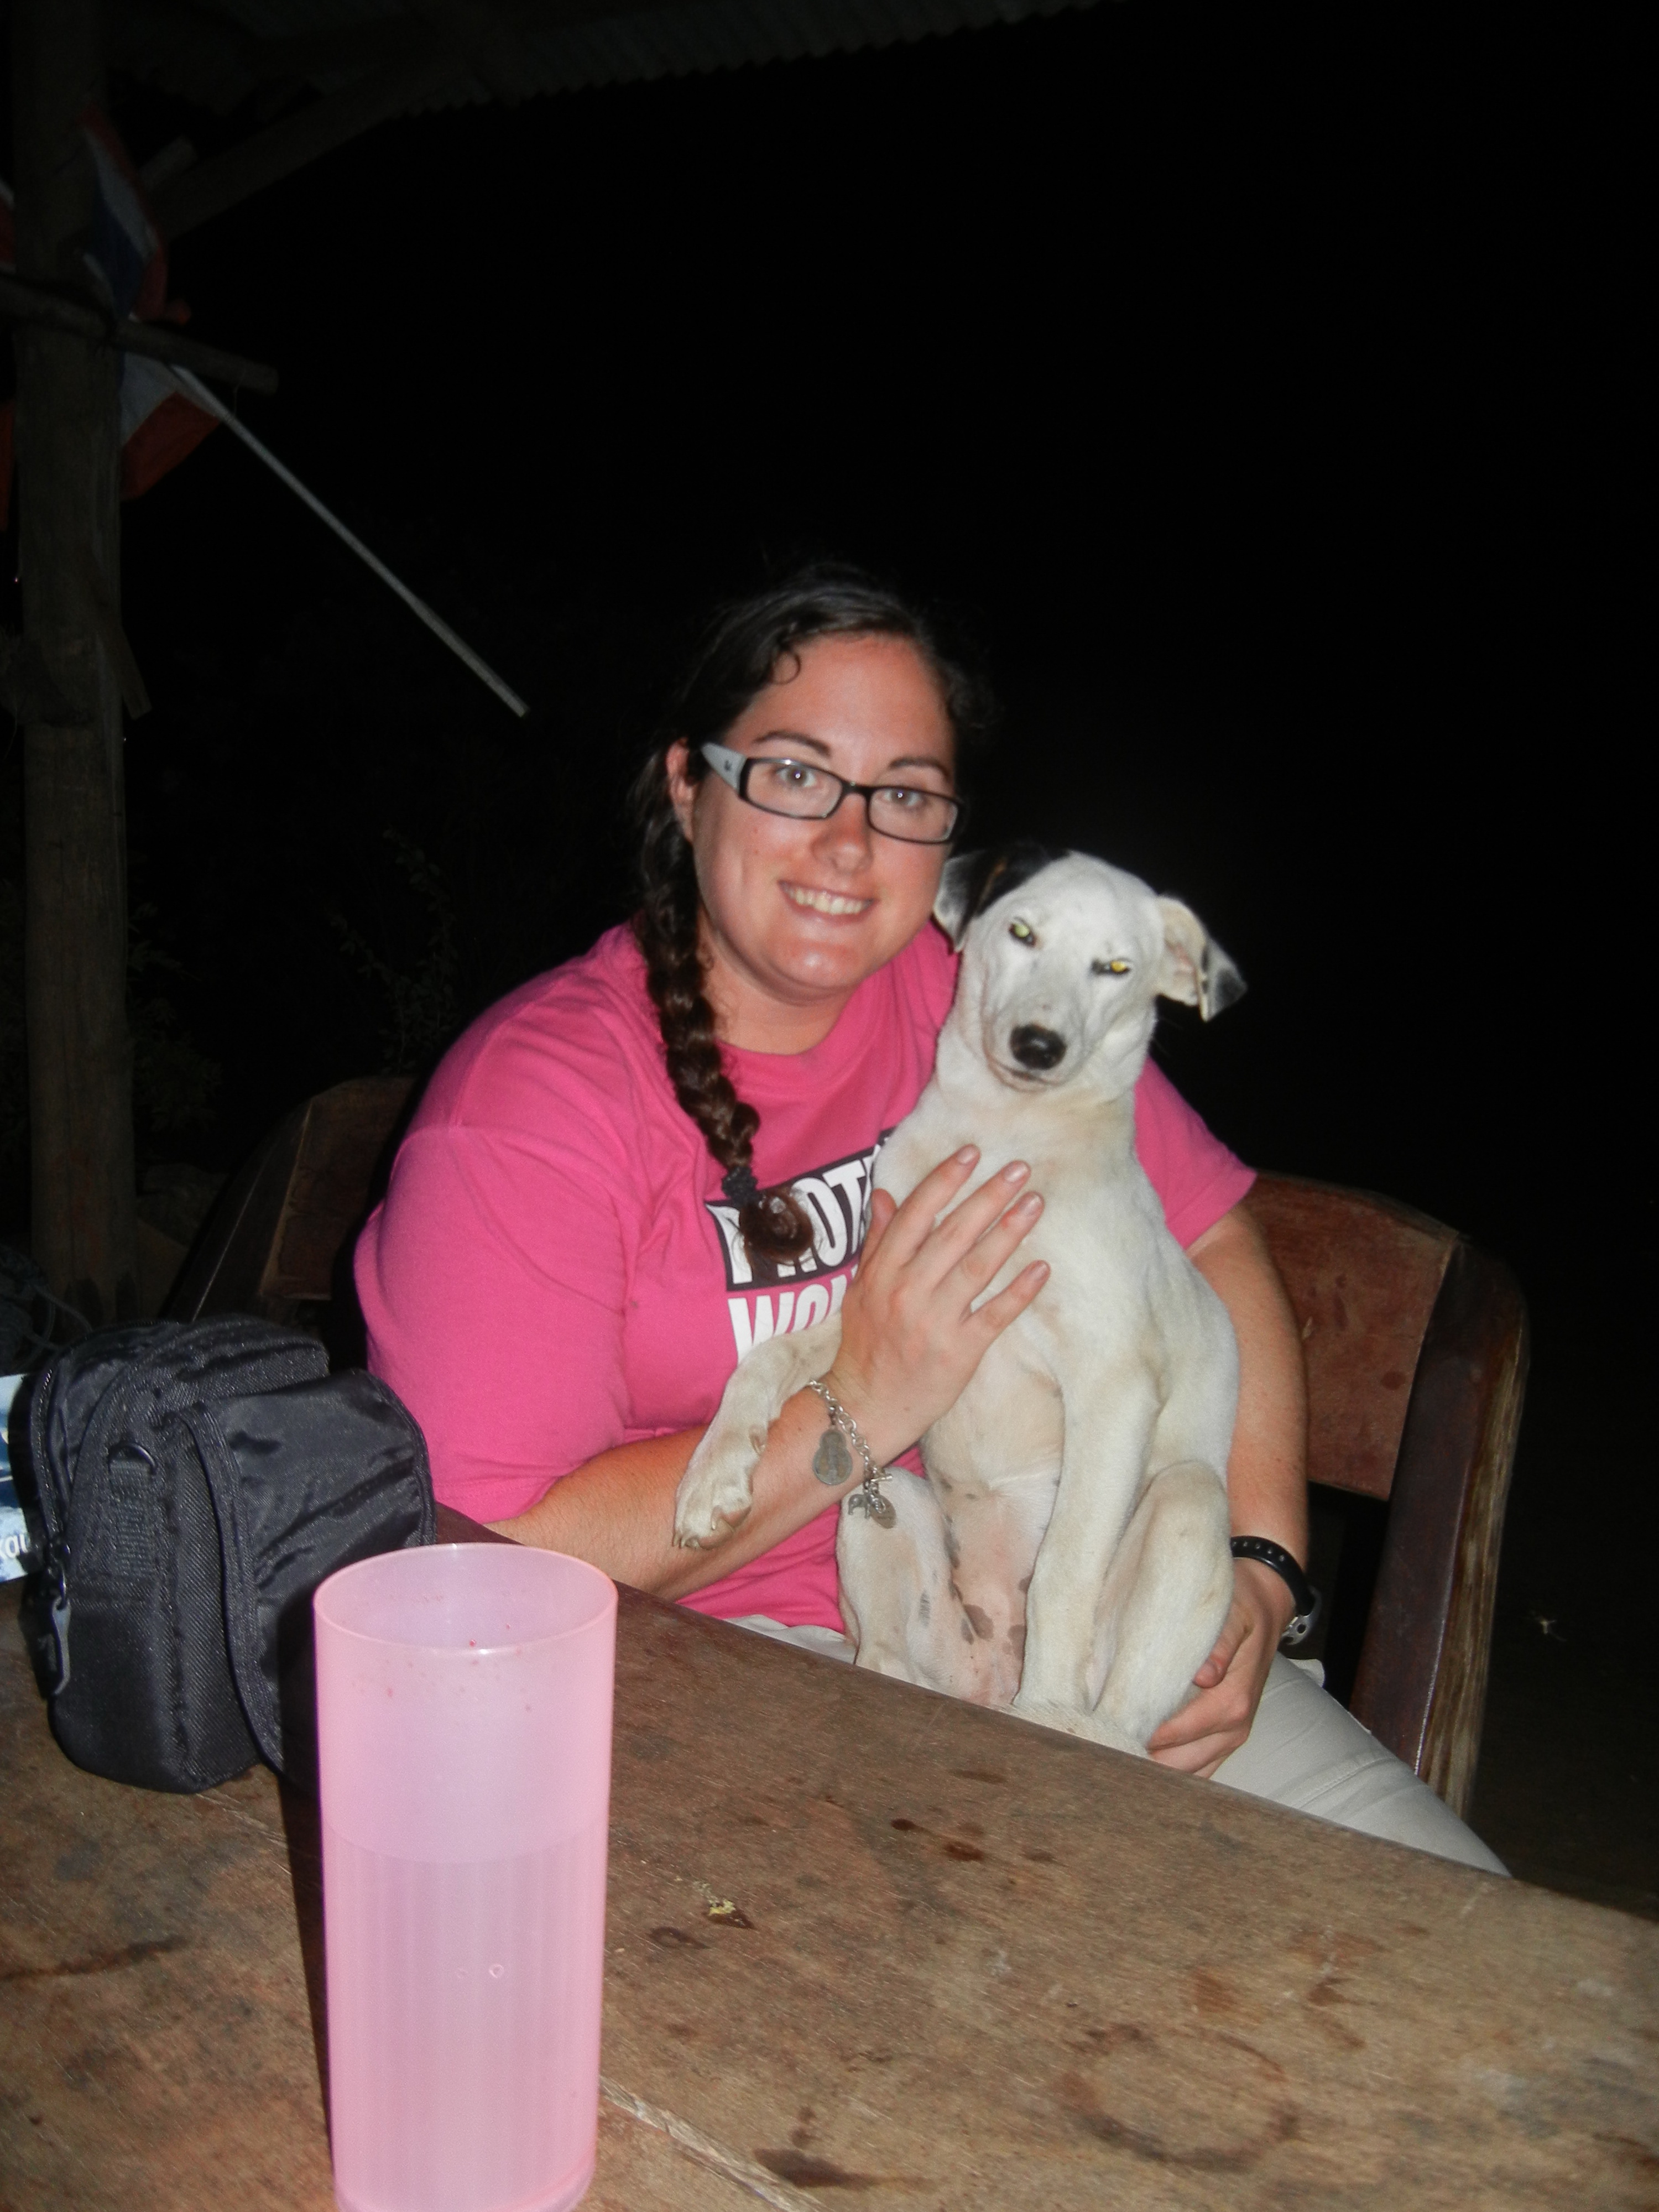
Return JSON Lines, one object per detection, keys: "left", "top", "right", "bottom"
{"left": 1010, "top": 1692, "right": 1147, "bottom": 1758}
{"left": 672, "top": 1449, "right": 759, "bottom": 1551}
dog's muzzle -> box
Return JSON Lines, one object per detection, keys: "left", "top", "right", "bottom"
{"left": 1009, "top": 1024, "right": 1067, "bottom": 1072}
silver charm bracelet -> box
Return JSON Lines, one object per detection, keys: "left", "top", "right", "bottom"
{"left": 805, "top": 1376, "right": 896, "bottom": 1527}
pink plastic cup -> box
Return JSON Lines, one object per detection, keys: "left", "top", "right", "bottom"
{"left": 315, "top": 1543, "right": 617, "bottom": 2212}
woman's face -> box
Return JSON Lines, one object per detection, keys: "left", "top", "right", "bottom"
{"left": 667, "top": 634, "right": 957, "bottom": 1030}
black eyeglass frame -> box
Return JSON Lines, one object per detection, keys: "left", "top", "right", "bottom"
{"left": 700, "top": 741, "right": 967, "bottom": 847}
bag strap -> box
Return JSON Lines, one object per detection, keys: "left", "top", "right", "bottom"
{"left": 25, "top": 1360, "right": 74, "bottom": 1694}
{"left": 181, "top": 1404, "right": 286, "bottom": 1768}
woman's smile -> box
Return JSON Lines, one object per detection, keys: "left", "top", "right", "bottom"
{"left": 779, "top": 881, "right": 876, "bottom": 919}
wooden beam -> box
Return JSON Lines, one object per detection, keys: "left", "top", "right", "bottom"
{"left": 105, "top": 5, "right": 428, "bottom": 97}
{"left": 136, "top": 136, "right": 197, "bottom": 192}
{"left": 0, "top": 632, "right": 76, "bottom": 725}
{"left": 406, "top": 0, "right": 542, "bottom": 105}
{"left": 0, "top": 273, "right": 279, "bottom": 395}
{"left": 255, "top": 21, "right": 430, "bottom": 82}
{"left": 143, "top": 0, "right": 732, "bottom": 242}
{"left": 12, "top": 0, "right": 138, "bottom": 1323}
{"left": 80, "top": 549, "right": 152, "bottom": 722}
{"left": 152, "top": 43, "right": 466, "bottom": 241}
{"left": 140, "top": 0, "right": 806, "bottom": 243}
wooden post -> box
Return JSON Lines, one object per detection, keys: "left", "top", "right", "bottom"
{"left": 11, "top": 0, "right": 137, "bottom": 1324}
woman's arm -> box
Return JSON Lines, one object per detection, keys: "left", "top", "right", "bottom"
{"left": 497, "top": 1146, "right": 1050, "bottom": 1595}
{"left": 494, "top": 1388, "right": 879, "bottom": 1599}
{"left": 1146, "top": 1199, "right": 1310, "bottom": 1777}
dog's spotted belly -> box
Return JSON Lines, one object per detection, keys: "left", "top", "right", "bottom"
{"left": 938, "top": 1476, "right": 1058, "bottom": 1705}
{"left": 915, "top": 1366, "right": 1063, "bottom": 1704}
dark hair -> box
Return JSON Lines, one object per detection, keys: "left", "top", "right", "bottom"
{"left": 630, "top": 564, "right": 994, "bottom": 1264}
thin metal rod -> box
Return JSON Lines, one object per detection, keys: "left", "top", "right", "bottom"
{"left": 170, "top": 366, "right": 529, "bottom": 718}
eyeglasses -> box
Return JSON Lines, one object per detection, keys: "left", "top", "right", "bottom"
{"left": 700, "top": 742, "right": 965, "bottom": 846}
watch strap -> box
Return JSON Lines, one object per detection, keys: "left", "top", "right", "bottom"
{"left": 1230, "top": 1535, "right": 1322, "bottom": 1648}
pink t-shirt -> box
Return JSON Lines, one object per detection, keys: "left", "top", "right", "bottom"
{"left": 357, "top": 921, "right": 1254, "bottom": 1631}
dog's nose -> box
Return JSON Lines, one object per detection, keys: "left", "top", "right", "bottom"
{"left": 1009, "top": 1024, "right": 1067, "bottom": 1071}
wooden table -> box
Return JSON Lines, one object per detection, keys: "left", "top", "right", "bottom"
{"left": 3, "top": 1553, "right": 1656, "bottom": 2211}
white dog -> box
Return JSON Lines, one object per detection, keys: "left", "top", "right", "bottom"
{"left": 674, "top": 846, "right": 1246, "bottom": 1754}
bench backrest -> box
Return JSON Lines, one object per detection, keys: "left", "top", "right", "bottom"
{"left": 1245, "top": 1173, "right": 1528, "bottom": 1813}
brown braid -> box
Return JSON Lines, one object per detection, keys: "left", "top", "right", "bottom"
{"left": 631, "top": 778, "right": 815, "bottom": 1263}
{"left": 629, "top": 566, "right": 994, "bottom": 1266}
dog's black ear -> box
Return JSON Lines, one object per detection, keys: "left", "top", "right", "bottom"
{"left": 935, "top": 842, "right": 1065, "bottom": 948}
{"left": 934, "top": 852, "right": 990, "bottom": 946}
{"left": 1156, "top": 897, "right": 1247, "bottom": 1020}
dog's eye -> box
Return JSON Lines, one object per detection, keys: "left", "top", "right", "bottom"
{"left": 1091, "top": 958, "right": 1132, "bottom": 977}
{"left": 1008, "top": 920, "right": 1036, "bottom": 946}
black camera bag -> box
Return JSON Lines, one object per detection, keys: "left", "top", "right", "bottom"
{"left": 13, "top": 1316, "right": 434, "bottom": 1792}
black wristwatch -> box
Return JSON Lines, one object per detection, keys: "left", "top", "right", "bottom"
{"left": 1230, "top": 1536, "right": 1322, "bottom": 1649}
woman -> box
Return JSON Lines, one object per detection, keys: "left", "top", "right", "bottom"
{"left": 358, "top": 568, "right": 1501, "bottom": 1870}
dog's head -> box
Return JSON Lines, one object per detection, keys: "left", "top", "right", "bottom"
{"left": 935, "top": 845, "right": 1245, "bottom": 1093}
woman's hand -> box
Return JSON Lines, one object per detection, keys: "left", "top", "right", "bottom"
{"left": 498, "top": 1148, "right": 1045, "bottom": 1596}
{"left": 1146, "top": 1557, "right": 1292, "bottom": 1776}
{"left": 827, "top": 1146, "right": 1049, "bottom": 1463}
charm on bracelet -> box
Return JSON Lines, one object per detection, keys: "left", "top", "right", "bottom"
{"left": 846, "top": 1481, "right": 896, "bottom": 1527}
{"left": 805, "top": 1375, "right": 896, "bottom": 1531}
{"left": 812, "top": 1428, "right": 853, "bottom": 1487}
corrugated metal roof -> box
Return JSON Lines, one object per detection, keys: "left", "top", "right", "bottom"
{"left": 507, "top": 0, "right": 1089, "bottom": 102}
{"left": 111, "top": 0, "right": 1098, "bottom": 119}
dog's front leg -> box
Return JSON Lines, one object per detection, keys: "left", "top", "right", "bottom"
{"left": 1087, "top": 1460, "right": 1233, "bottom": 1748}
{"left": 1011, "top": 1370, "right": 1160, "bottom": 1752}
{"left": 672, "top": 1317, "right": 843, "bottom": 1549}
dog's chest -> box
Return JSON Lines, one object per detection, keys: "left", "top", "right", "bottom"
{"left": 925, "top": 1323, "right": 1066, "bottom": 1496}
{"left": 879, "top": 1120, "right": 1172, "bottom": 1308}
{"left": 882, "top": 1095, "right": 1198, "bottom": 1499}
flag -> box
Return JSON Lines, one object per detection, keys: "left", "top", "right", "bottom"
{"left": 118, "top": 356, "right": 219, "bottom": 499}
{"left": 79, "top": 106, "right": 169, "bottom": 324}
{"left": 76, "top": 107, "right": 221, "bottom": 499}
{"left": 0, "top": 112, "right": 218, "bottom": 526}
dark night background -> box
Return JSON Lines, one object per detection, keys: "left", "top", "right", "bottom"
{"left": 1, "top": 3, "right": 1647, "bottom": 1902}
